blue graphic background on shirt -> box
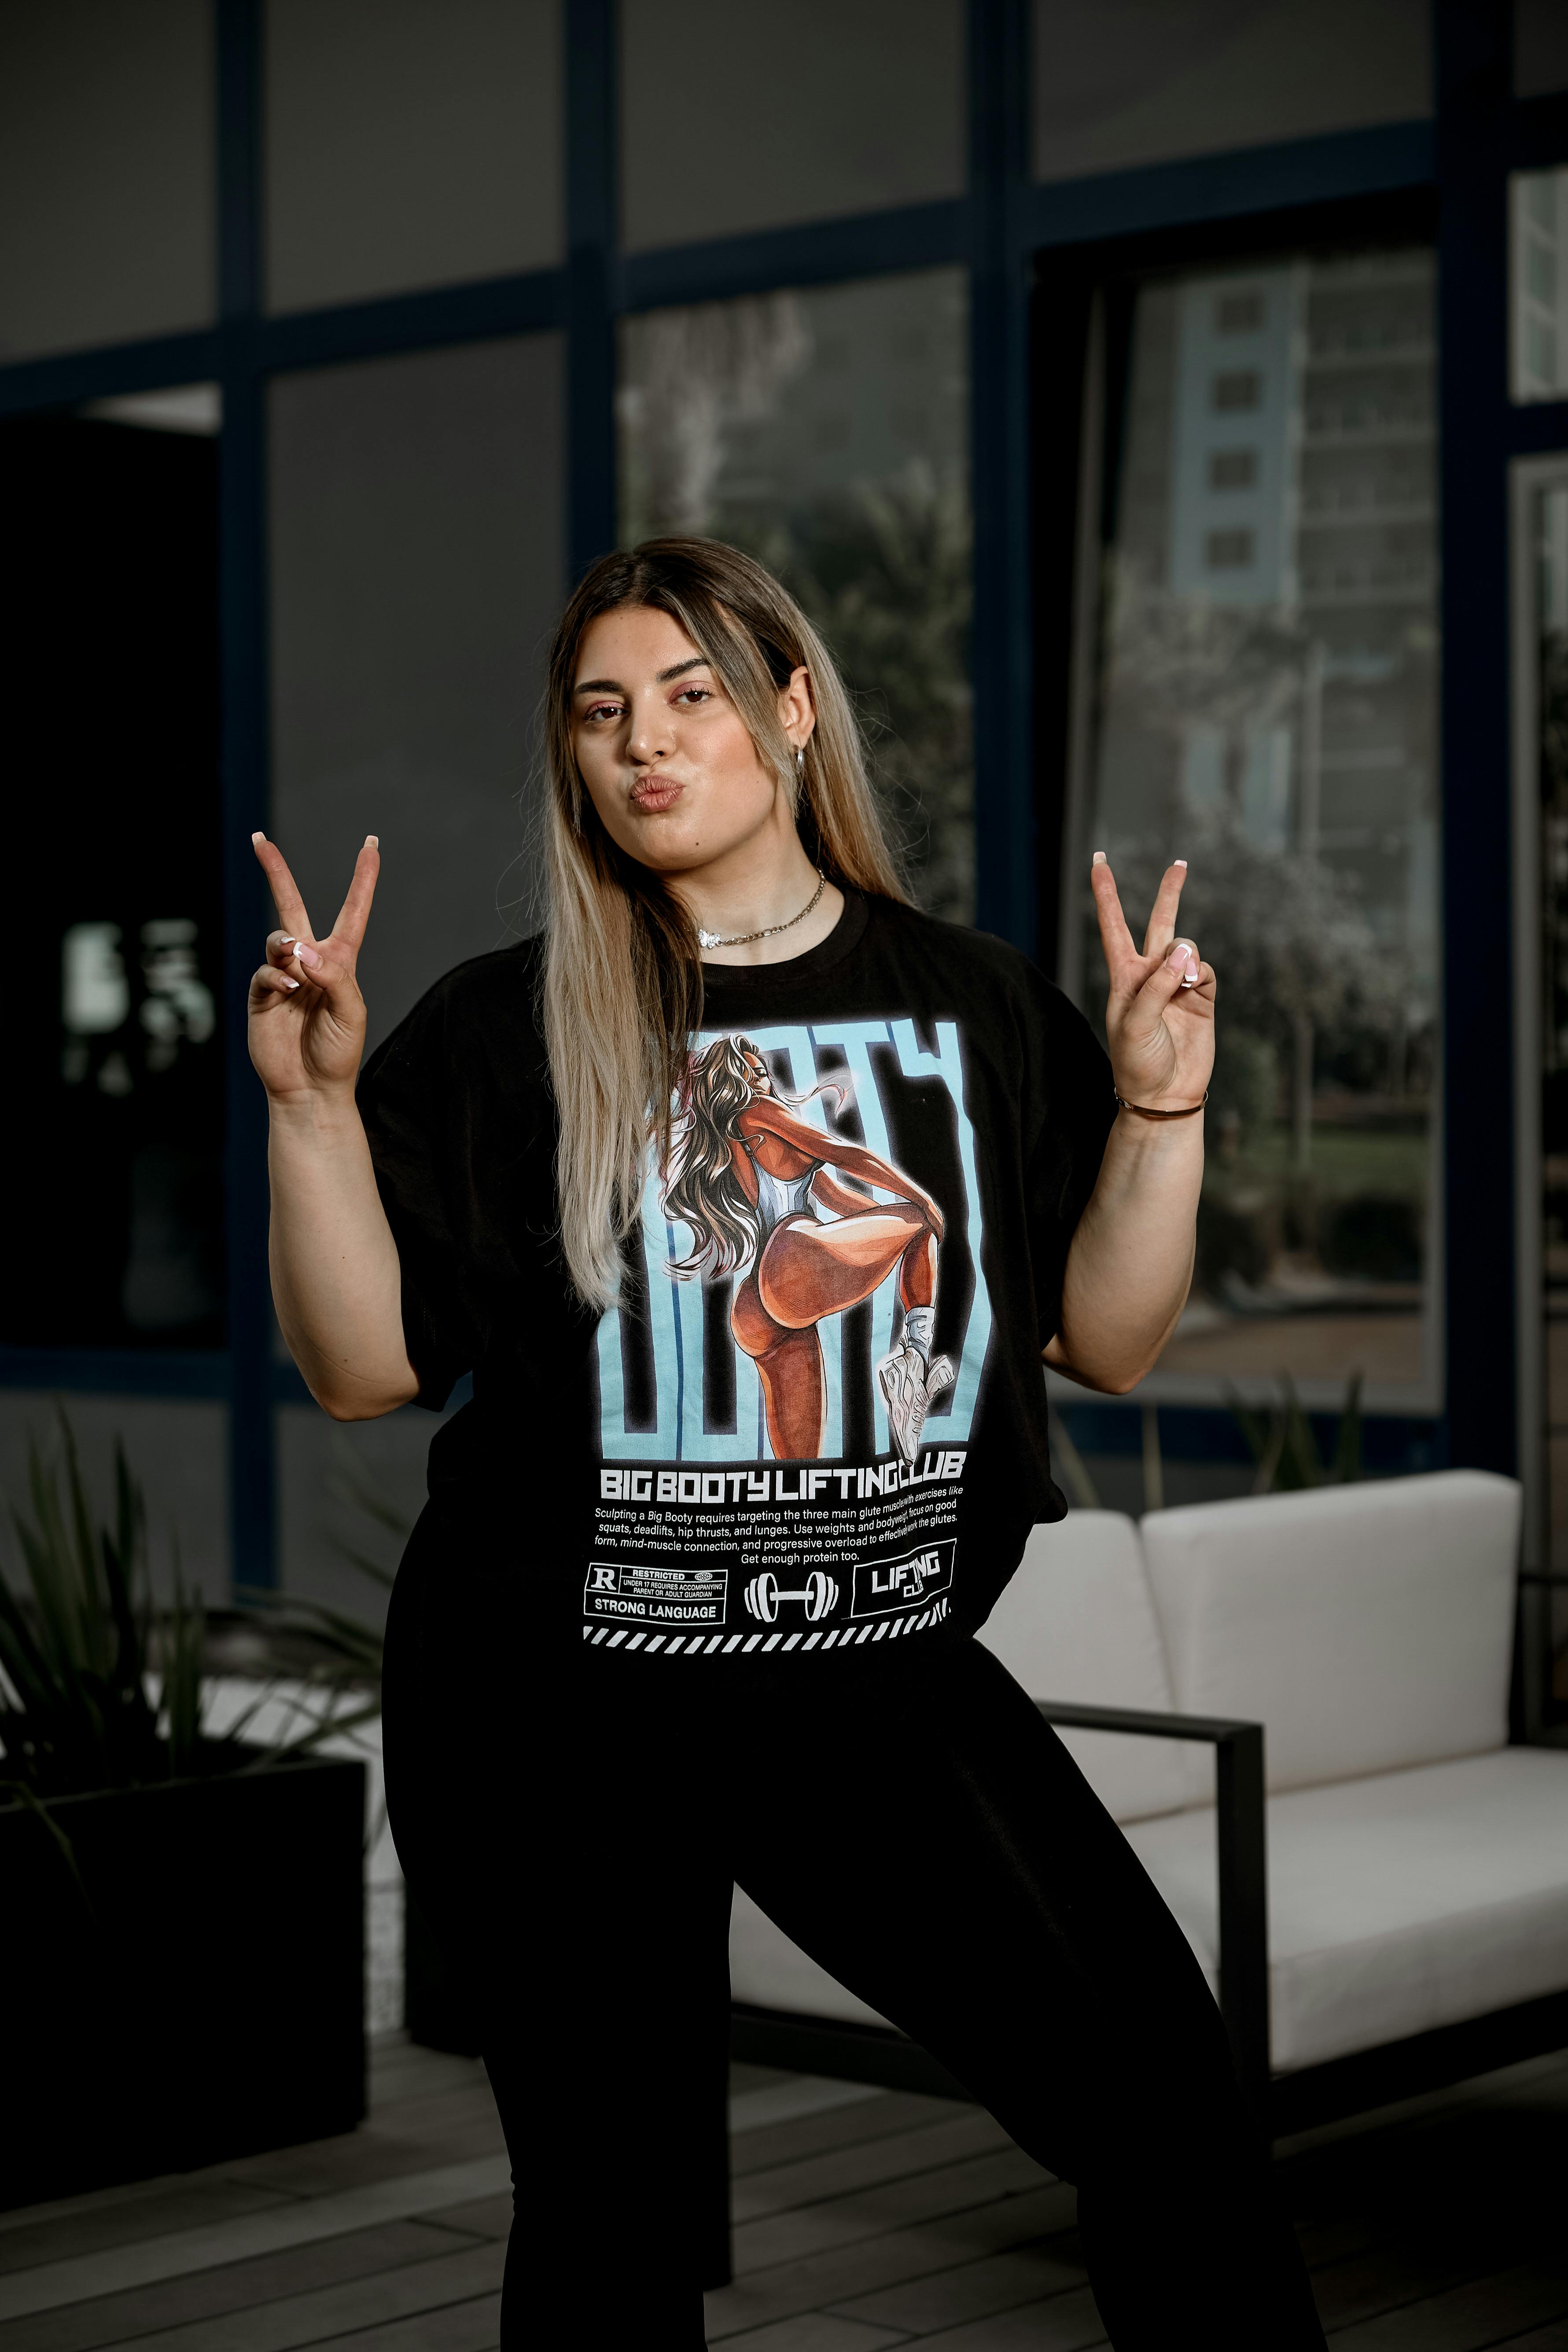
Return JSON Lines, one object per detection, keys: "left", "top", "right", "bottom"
{"left": 594, "top": 1018, "right": 992, "bottom": 1461}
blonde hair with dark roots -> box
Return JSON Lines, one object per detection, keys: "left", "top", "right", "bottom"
{"left": 542, "top": 537, "right": 908, "bottom": 1310}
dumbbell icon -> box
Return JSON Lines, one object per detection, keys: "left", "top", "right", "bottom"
{"left": 743, "top": 1569, "right": 839, "bottom": 1623}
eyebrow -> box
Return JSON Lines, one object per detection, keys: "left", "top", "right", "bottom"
{"left": 573, "top": 654, "right": 711, "bottom": 695}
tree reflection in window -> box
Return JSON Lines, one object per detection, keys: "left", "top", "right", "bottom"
{"left": 618, "top": 272, "right": 974, "bottom": 923}
{"left": 1073, "top": 251, "right": 1439, "bottom": 1398}
{"left": 57, "top": 916, "right": 221, "bottom": 1338}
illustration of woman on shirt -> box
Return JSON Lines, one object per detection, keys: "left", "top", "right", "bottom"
{"left": 663, "top": 1032, "right": 950, "bottom": 1463}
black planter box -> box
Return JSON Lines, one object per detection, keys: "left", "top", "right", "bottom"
{"left": 0, "top": 1752, "right": 366, "bottom": 2210}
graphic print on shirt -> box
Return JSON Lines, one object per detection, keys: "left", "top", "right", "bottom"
{"left": 586, "top": 1016, "right": 992, "bottom": 1658}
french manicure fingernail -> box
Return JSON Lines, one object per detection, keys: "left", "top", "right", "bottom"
{"left": 1174, "top": 858, "right": 1188, "bottom": 869}
{"left": 282, "top": 977, "right": 300, "bottom": 992}
{"left": 295, "top": 942, "right": 322, "bottom": 969}
{"left": 251, "top": 830, "right": 265, "bottom": 845}
{"left": 1168, "top": 940, "right": 1190, "bottom": 971}
{"left": 365, "top": 834, "right": 379, "bottom": 848}
{"left": 1092, "top": 850, "right": 1107, "bottom": 866}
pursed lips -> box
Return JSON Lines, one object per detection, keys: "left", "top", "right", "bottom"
{"left": 630, "top": 773, "right": 683, "bottom": 812}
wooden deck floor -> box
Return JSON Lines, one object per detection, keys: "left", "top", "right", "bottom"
{"left": 1, "top": 2035, "right": 1566, "bottom": 2349}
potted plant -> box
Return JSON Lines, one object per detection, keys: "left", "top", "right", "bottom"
{"left": 232, "top": 1459, "right": 482, "bottom": 2060}
{"left": 0, "top": 1418, "right": 367, "bottom": 2210}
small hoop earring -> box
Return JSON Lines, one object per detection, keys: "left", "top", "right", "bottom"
{"left": 795, "top": 748, "right": 805, "bottom": 776}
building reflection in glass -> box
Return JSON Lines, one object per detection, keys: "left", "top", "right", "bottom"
{"left": 1071, "top": 250, "right": 1439, "bottom": 1398}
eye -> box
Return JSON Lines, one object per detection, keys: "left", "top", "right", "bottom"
{"left": 582, "top": 700, "right": 625, "bottom": 724}
{"left": 673, "top": 685, "right": 713, "bottom": 706}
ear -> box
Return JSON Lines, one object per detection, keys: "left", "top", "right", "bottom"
{"left": 778, "top": 663, "right": 817, "bottom": 751}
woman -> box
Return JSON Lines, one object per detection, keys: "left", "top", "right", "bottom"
{"left": 249, "top": 539, "right": 1325, "bottom": 2349}
{"left": 665, "top": 1033, "right": 951, "bottom": 1462}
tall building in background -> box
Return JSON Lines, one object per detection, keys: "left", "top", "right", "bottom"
{"left": 1169, "top": 265, "right": 1299, "bottom": 850}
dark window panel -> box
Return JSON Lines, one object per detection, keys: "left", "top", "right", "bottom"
{"left": 1033, "top": 0, "right": 1431, "bottom": 184}
{"left": 0, "top": 0, "right": 214, "bottom": 361}
{"left": 619, "top": 0, "right": 964, "bottom": 254}
{"left": 268, "top": 335, "right": 566, "bottom": 1053}
{"left": 3, "top": 409, "right": 224, "bottom": 1347}
{"left": 1515, "top": 0, "right": 1568, "bottom": 98}
{"left": 264, "top": 0, "right": 563, "bottom": 314}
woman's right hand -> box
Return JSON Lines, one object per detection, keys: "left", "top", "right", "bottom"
{"left": 248, "top": 833, "right": 381, "bottom": 1106}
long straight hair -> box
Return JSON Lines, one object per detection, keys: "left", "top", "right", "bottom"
{"left": 542, "top": 537, "right": 907, "bottom": 1310}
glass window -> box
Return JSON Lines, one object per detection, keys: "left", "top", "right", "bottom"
{"left": 1033, "top": 0, "right": 1431, "bottom": 184}
{"left": 1516, "top": 0, "right": 1568, "bottom": 99}
{"left": 0, "top": 0, "right": 213, "bottom": 361}
{"left": 618, "top": 0, "right": 964, "bottom": 254}
{"left": 1065, "top": 250, "right": 1439, "bottom": 1402}
{"left": 3, "top": 396, "right": 225, "bottom": 1348}
{"left": 268, "top": 334, "right": 565, "bottom": 1050}
{"left": 1512, "top": 170, "right": 1568, "bottom": 404}
{"left": 264, "top": 0, "right": 563, "bottom": 314}
{"left": 618, "top": 270, "right": 974, "bottom": 921}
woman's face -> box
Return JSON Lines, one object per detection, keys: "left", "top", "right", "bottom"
{"left": 569, "top": 604, "right": 812, "bottom": 878}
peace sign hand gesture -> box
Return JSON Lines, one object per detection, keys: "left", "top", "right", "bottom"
{"left": 1090, "top": 853, "right": 1215, "bottom": 1113}
{"left": 247, "top": 832, "right": 381, "bottom": 1106}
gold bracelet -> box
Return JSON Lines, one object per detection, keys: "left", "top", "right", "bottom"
{"left": 1113, "top": 1087, "right": 1208, "bottom": 1119}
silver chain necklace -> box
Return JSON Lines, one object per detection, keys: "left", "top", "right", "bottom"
{"left": 696, "top": 869, "right": 827, "bottom": 951}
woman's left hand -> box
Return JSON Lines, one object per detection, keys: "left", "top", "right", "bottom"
{"left": 1090, "top": 854, "right": 1216, "bottom": 1112}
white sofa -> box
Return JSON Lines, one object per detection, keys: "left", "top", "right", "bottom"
{"left": 730, "top": 1470, "right": 1568, "bottom": 2126}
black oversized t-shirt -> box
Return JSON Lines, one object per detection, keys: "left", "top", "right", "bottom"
{"left": 357, "top": 892, "right": 1114, "bottom": 1664}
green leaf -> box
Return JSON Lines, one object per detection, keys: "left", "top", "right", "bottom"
{"left": 1279, "top": 1374, "right": 1324, "bottom": 1490}
{"left": 1250, "top": 1409, "right": 1288, "bottom": 1495}
{"left": 1222, "top": 1383, "right": 1274, "bottom": 1471}
{"left": 0, "top": 1778, "right": 97, "bottom": 1923}
{"left": 1332, "top": 1371, "right": 1365, "bottom": 1484}
{"left": 0, "top": 1410, "right": 174, "bottom": 1795}
{"left": 1046, "top": 1408, "right": 1101, "bottom": 1512}
{"left": 162, "top": 1539, "right": 207, "bottom": 1780}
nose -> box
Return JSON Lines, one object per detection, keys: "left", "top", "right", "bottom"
{"left": 627, "top": 688, "right": 676, "bottom": 769}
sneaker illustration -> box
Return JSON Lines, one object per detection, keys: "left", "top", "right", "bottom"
{"left": 877, "top": 1344, "right": 955, "bottom": 1465}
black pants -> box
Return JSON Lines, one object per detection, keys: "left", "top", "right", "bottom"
{"left": 383, "top": 1505, "right": 1325, "bottom": 2350}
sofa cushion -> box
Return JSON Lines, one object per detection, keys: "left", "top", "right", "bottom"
{"left": 976, "top": 1513, "right": 1208, "bottom": 1822}
{"left": 729, "top": 1883, "right": 892, "bottom": 2027}
{"left": 1123, "top": 1747, "right": 1568, "bottom": 2072}
{"left": 1140, "top": 1471, "right": 1520, "bottom": 1791}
